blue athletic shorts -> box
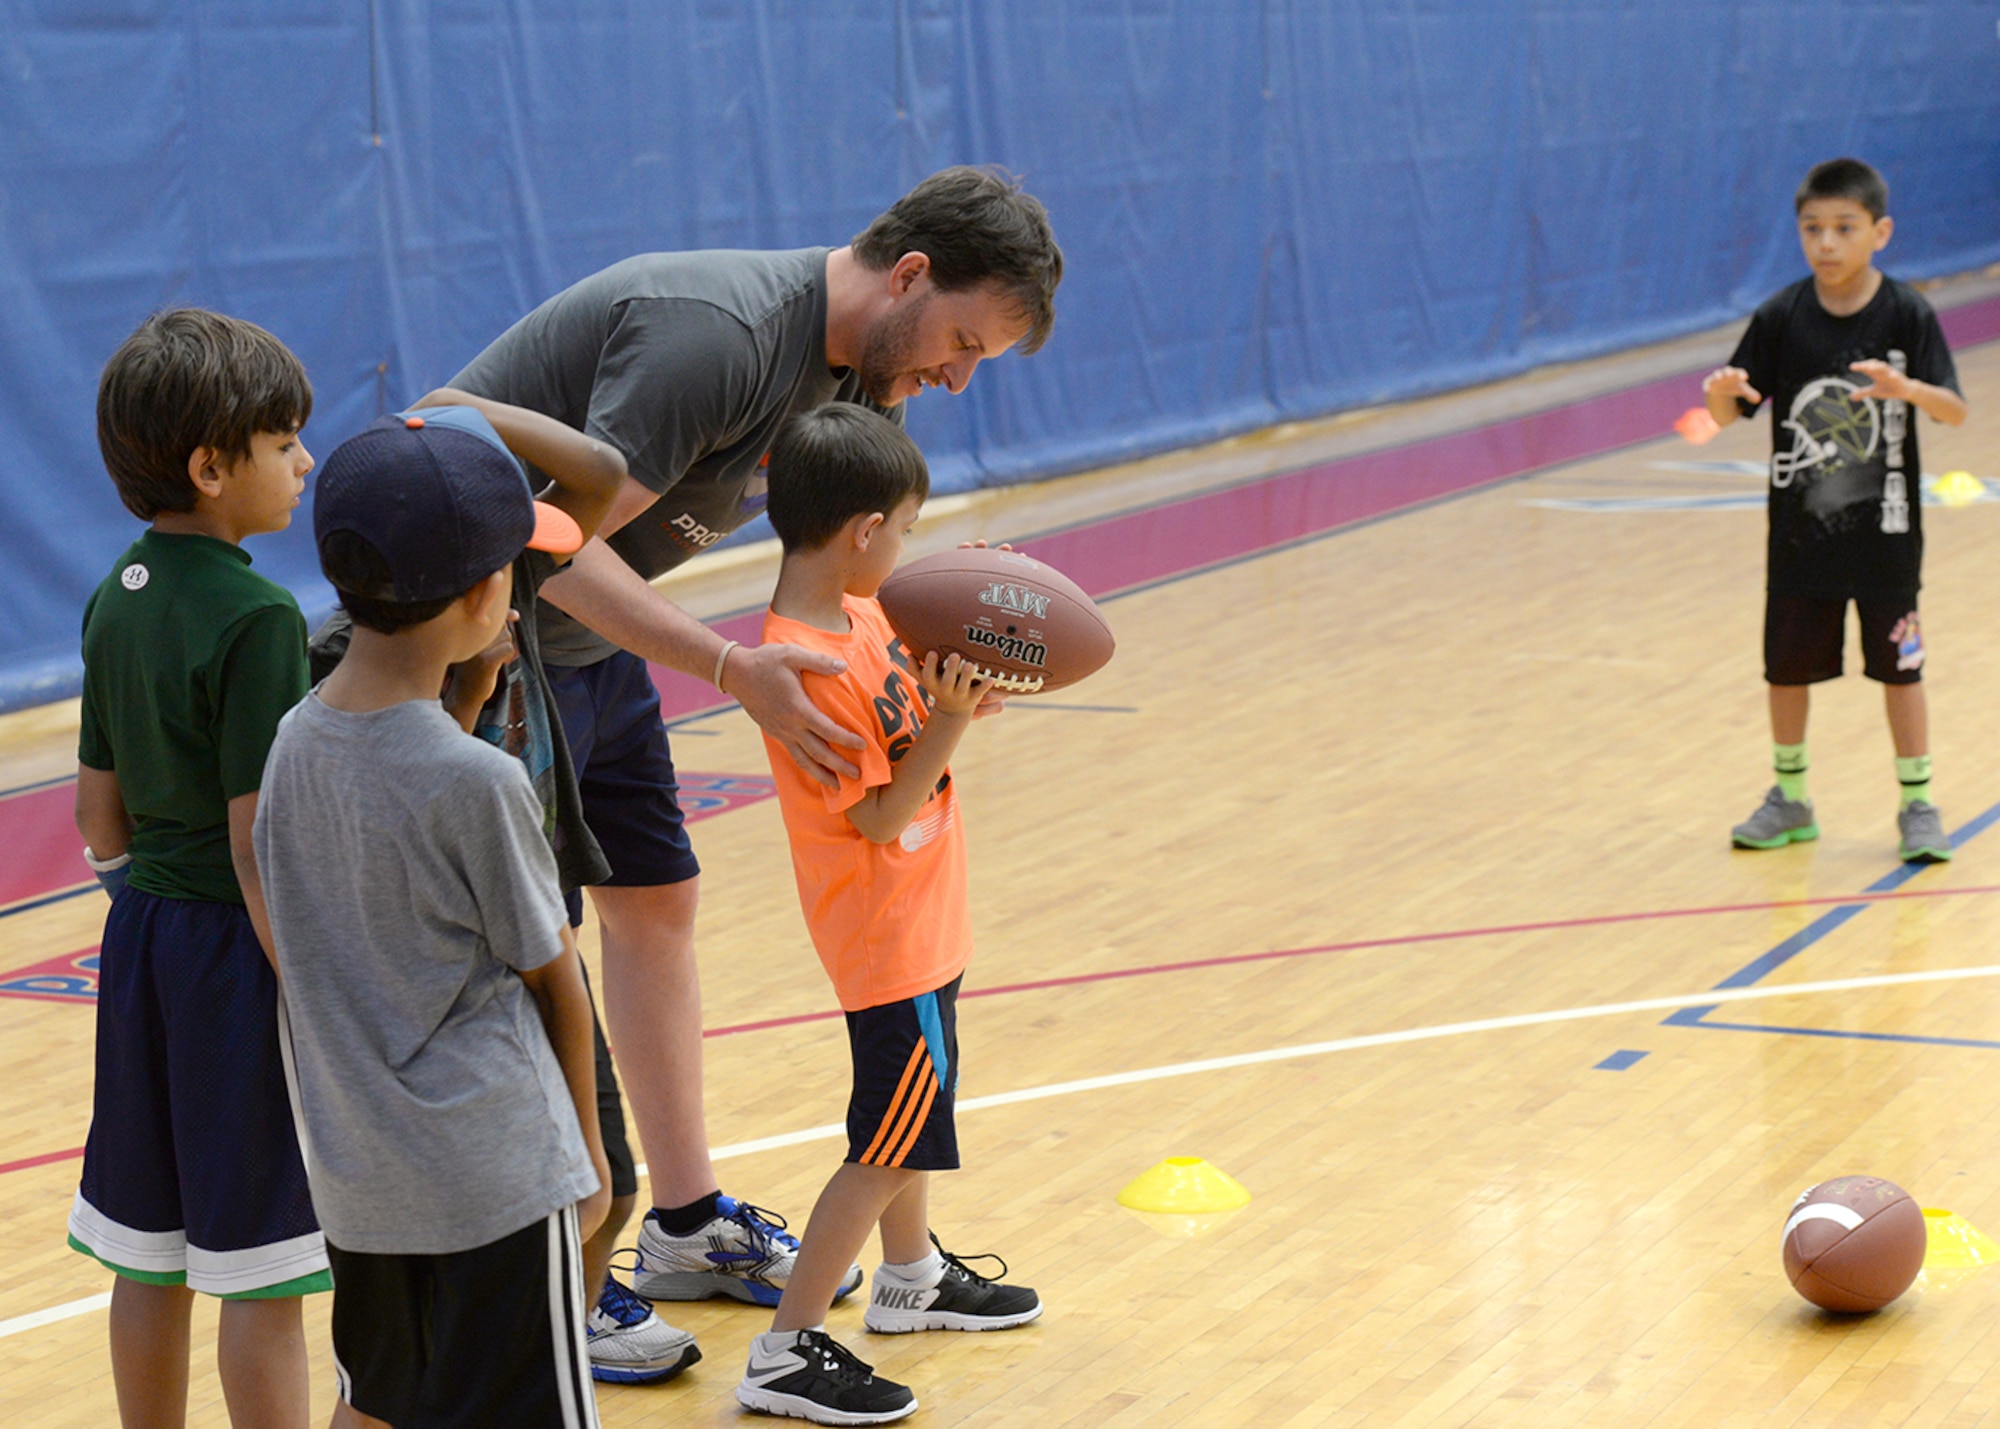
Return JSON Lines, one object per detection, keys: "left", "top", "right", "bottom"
{"left": 845, "top": 976, "right": 963, "bottom": 1172}
{"left": 548, "top": 650, "right": 701, "bottom": 889}
{"left": 69, "top": 889, "right": 329, "bottom": 1297}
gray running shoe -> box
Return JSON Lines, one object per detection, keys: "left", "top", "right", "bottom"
{"left": 1898, "top": 800, "right": 1952, "bottom": 863}
{"left": 1731, "top": 786, "right": 1819, "bottom": 849}
{"left": 586, "top": 1264, "right": 701, "bottom": 1383}
{"left": 631, "top": 1197, "right": 861, "bottom": 1307}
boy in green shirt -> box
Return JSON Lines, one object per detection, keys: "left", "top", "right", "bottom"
{"left": 70, "top": 309, "right": 329, "bottom": 1427}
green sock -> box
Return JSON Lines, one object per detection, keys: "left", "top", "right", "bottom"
{"left": 1896, "top": 754, "right": 1933, "bottom": 807}
{"left": 1774, "top": 743, "right": 1809, "bottom": 802}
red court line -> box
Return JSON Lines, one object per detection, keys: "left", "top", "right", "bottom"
{"left": 11, "top": 880, "right": 1997, "bottom": 1180}
{"left": 694, "top": 882, "right": 2000, "bottom": 1042}
{"left": 0, "top": 1147, "right": 84, "bottom": 1176}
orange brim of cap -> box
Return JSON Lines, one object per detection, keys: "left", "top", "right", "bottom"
{"left": 528, "top": 502, "right": 585, "bottom": 556}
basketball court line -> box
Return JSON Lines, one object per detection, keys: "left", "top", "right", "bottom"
{"left": 1651, "top": 800, "right": 2000, "bottom": 1052}
{"left": 11, "top": 879, "right": 2000, "bottom": 1179}
{"left": 8, "top": 960, "right": 2000, "bottom": 1345}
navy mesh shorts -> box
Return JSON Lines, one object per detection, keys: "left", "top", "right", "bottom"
{"left": 548, "top": 650, "right": 701, "bottom": 888}
{"left": 69, "top": 889, "right": 329, "bottom": 1297}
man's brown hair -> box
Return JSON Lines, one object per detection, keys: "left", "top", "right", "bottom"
{"left": 853, "top": 167, "right": 1064, "bottom": 354}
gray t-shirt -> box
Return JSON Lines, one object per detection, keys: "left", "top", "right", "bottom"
{"left": 253, "top": 694, "right": 597, "bottom": 1255}
{"left": 449, "top": 247, "right": 898, "bottom": 666}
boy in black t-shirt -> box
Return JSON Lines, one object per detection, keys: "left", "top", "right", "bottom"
{"left": 1704, "top": 157, "right": 1967, "bottom": 862}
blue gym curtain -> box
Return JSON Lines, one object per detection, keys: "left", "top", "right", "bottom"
{"left": 2, "top": 0, "right": 1996, "bottom": 708}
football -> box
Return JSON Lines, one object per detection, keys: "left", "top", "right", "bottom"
{"left": 1781, "top": 1175, "right": 1926, "bottom": 1313}
{"left": 877, "top": 546, "right": 1114, "bottom": 695}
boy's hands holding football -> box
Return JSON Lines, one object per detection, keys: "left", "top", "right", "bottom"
{"left": 920, "top": 651, "right": 992, "bottom": 718}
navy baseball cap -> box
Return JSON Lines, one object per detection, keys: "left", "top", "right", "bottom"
{"left": 314, "top": 406, "right": 583, "bottom": 602}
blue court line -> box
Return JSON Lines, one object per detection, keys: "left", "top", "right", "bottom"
{"left": 0, "top": 773, "right": 74, "bottom": 802}
{"left": 0, "top": 884, "right": 96, "bottom": 923}
{"left": 1595, "top": 1049, "right": 1649, "bottom": 1071}
{"left": 1662, "top": 796, "right": 2000, "bottom": 1049}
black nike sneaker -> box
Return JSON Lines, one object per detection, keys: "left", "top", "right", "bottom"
{"left": 863, "top": 1233, "right": 1043, "bottom": 1333}
{"left": 735, "top": 1329, "right": 916, "bottom": 1425}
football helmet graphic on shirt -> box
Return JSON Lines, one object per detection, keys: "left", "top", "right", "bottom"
{"left": 1770, "top": 376, "right": 1880, "bottom": 488}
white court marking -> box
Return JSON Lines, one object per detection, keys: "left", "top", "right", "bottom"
{"left": 7, "top": 961, "right": 1997, "bottom": 1341}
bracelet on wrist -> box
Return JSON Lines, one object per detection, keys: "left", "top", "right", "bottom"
{"left": 712, "top": 639, "right": 740, "bottom": 692}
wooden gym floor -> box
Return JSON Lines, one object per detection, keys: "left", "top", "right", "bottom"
{"left": 4, "top": 272, "right": 2000, "bottom": 1425}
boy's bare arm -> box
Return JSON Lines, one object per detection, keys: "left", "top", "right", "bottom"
{"left": 518, "top": 928, "right": 614, "bottom": 1240}
{"left": 227, "top": 792, "right": 281, "bottom": 974}
{"left": 411, "top": 389, "right": 627, "bottom": 543}
{"left": 74, "top": 764, "right": 131, "bottom": 858}
{"left": 844, "top": 654, "right": 987, "bottom": 845}
{"left": 1703, "top": 366, "right": 1761, "bottom": 428}
{"left": 1848, "top": 361, "right": 1969, "bottom": 426}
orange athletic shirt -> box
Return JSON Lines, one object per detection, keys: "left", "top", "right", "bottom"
{"left": 760, "top": 596, "right": 973, "bottom": 1011}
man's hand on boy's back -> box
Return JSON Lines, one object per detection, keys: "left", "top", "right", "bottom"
{"left": 729, "top": 640, "right": 870, "bottom": 785}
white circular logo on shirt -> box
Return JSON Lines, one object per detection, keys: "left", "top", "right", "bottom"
{"left": 120, "top": 564, "right": 149, "bottom": 591}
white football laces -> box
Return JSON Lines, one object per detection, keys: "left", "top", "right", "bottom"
{"left": 967, "top": 663, "right": 1044, "bottom": 694}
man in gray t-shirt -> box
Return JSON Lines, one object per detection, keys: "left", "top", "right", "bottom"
{"left": 445, "top": 168, "right": 1063, "bottom": 1328}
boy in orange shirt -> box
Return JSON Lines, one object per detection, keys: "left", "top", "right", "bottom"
{"left": 737, "top": 405, "right": 1041, "bottom": 1425}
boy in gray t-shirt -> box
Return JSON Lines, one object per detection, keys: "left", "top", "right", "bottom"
{"left": 255, "top": 410, "right": 610, "bottom": 1429}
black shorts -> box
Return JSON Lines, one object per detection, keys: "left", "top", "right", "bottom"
{"left": 1765, "top": 593, "right": 1926, "bottom": 686}
{"left": 846, "top": 976, "right": 963, "bottom": 1172}
{"left": 327, "top": 1209, "right": 599, "bottom": 1429}
{"left": 548, "top": 650, "right": 702, "bottom": 888}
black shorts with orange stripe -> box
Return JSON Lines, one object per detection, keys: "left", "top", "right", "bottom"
{"left": 845, "top": 975, "right": 962, "bottom": 1171}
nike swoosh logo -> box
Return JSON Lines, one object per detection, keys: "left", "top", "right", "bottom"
{"left": 746, "top": 1349, "right": 800, "bottom": 1376}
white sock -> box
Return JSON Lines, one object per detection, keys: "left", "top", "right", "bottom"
{"left": 753, "top": 1326, "right": 823, "bottom": 1351}
{"left": 877, "top": 1249, "right": 945, "bottom": 1287}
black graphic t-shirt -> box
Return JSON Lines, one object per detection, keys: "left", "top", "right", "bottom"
{"left": 1729, "top": 275, "right": 1959, "bottom": 599}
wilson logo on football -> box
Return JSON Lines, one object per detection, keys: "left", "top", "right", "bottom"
{"left": 962, "top": 625, "right": 1046, "bottom": 667}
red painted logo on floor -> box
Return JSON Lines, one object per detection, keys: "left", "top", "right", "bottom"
{"left": 0, "top": 947, "right": 99, "bottom": 1004}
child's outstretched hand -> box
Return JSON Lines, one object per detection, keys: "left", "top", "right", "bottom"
{"left": 920, "top": 651, "right": 992, "bottom": 717}
{"left": 443, "top": 610, "right": 520, "bottom": 733}
{"left": 1848, "top": 359, "right": 1914, "bottom": 403}
{"left": 1703, "top": 366, "right": 1761, "bottom": 406}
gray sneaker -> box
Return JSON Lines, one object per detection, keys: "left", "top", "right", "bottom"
{"left": 587, "top": 1266, "right": 701, "bottom": 1383}
{"left": 631, "top": 1197, "right": 862, "bottom": 1307}
{"left": 1898, "top": 800, "right": 1952, "bottom": 863}
{"left": 1731, "top": 786, "right": 1819, "bottom": 849}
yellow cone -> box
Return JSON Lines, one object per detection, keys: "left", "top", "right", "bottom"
{"left": 1922, "top": 1209, "right": 2000, "bottom": 1271}
{"left": 1932, "top": 470, "right": 1987, "bottom": 506}
{"left": 1117, "top": 1157, "right": 1251, "bottom": 1215}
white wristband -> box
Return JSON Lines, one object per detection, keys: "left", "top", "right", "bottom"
{"left": 83, "top": 846, "right": 132, "bottom": 874}
{"left": 712, "top": 640, "right": 740, "bottom": 692}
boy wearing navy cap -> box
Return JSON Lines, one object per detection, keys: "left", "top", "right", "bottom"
{"left": 254, "top": 410, "right": 612, "bottom": 1429}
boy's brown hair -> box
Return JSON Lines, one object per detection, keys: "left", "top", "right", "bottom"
{"left": 1795, "top": 157, "right": 1888, "bottom": 221}
{"left": 766, "top": 405, "right": 930, "bottom": 553}
{"left": 96, "top": 308, "right": 313, "bottom": 520}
